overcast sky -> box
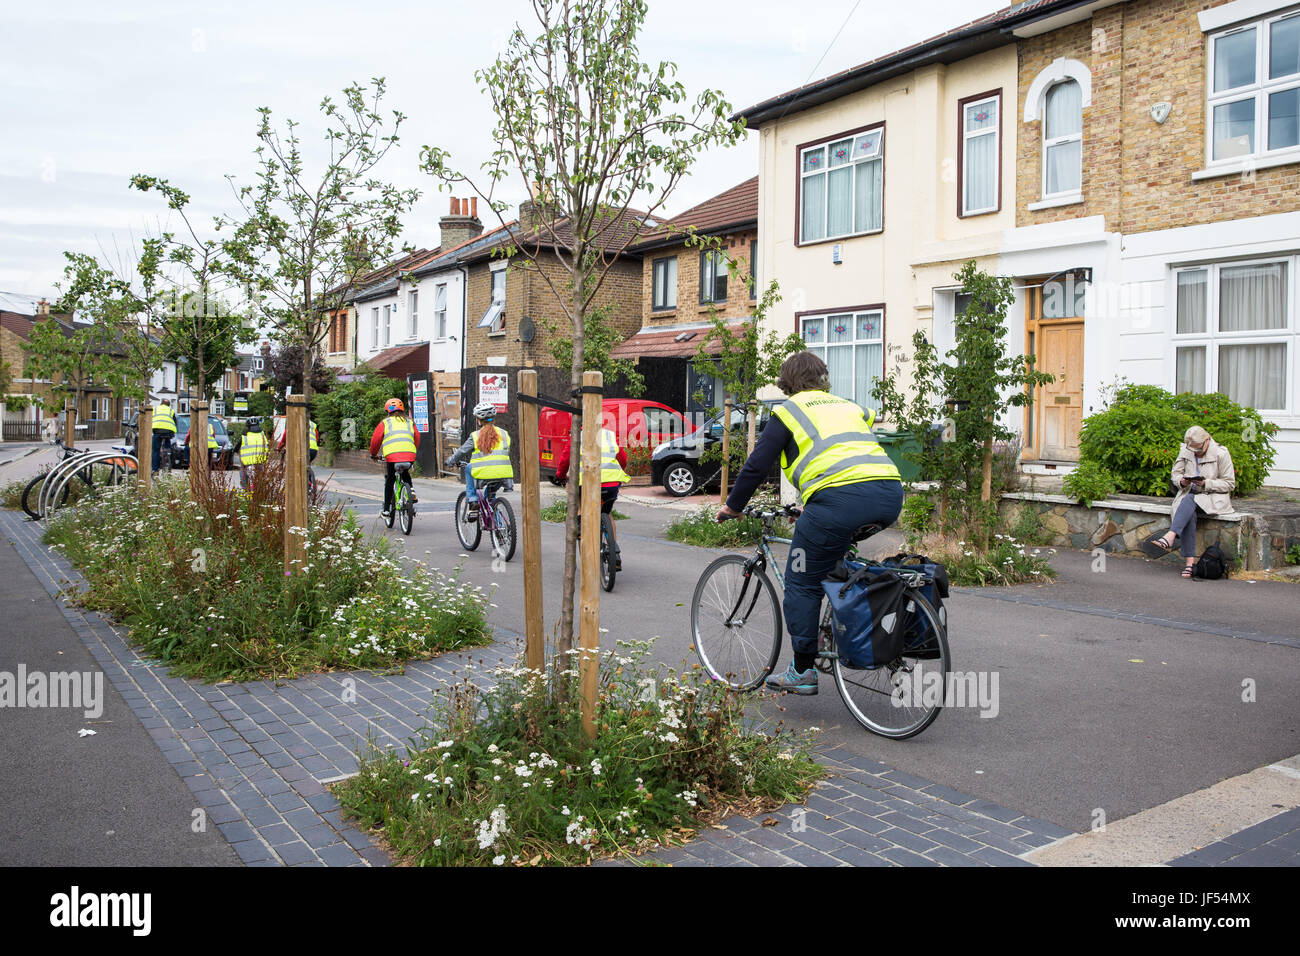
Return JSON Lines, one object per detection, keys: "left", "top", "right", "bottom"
{"left": 0, "top": 0, "right": 1004, "bottom": 302}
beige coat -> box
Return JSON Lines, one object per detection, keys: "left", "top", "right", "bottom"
{"left": 1170, "top": 439, "right": 1236, "bottom": 516}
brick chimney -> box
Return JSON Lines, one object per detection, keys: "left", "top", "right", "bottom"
{"left": 518, "top": 181, "right": 559, "bottom": 232}
{"left": 438, "top": 196, "right": 484, "bottom": 251}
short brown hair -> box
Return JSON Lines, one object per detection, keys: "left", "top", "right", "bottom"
{"left": 777, "top": 351, "right": 830, "bottom": 395}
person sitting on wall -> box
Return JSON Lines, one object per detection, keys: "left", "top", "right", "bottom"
{"left": 1141, "top": 425, "right": 1236, "bottom": 578}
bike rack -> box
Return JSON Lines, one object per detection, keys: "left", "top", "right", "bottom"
{"left": 39, "top": 450, "right": 138, "bottom": 520}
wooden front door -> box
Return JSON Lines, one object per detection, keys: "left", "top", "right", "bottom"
{"left": 1037, "top": 321, "right": 1084, "bottom": 460}
{"left": 1023, "top": 275, "right": 1086, "bottom": 461}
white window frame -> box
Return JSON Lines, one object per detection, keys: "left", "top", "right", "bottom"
{"left": 961, "top": 93, "right": 1001, "bottom": 216}
{"left": 434, "top": 283, "right": 448, "bottom": 340}
{"left": 1205, "top": 9, "right": 1300, "bottom": 167}
{"left": 371, "top": 307, "right": 379, "bottom": 350}
{"left": 699, "top": 249, "right": 727, "bottom": 305}
{"left": 408, "top": 289, "right": 418, "bottom": 338}
{"left": 1171, "top": 254, "right": 1297, "bottom": 414}
{"left": 797, "top": 126, "right": 884, "bottom": 244}
{"left": 1041, "top": 79, "right": 1083, "bottom": 201}
{"left": 652, "top": 256, "right": 677, "bottom": 310}
{"left": 382, "top": 304, "right": 391, "bottom": 347}
{"left": 487, "top": 266, "right": 507, "bottom": 335}
{"left": 798, "top": 308, "right": 885, "bottom": 406}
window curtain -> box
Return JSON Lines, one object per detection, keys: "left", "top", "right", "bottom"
{"left": 802, "top": 175, "right": 826, "bottom": 242}
{"left": 826, "top": 346, "right": 853, "bottom": 400}
{"left": 1219, "top": 342, "right": 1286, "bottom": 408}
{"left": 1219, "top": 262, "right": 1286, "bottom": 331}
{"left": 855, "top": 343, "right": 883, "bottom": 407}
{"left": 827, "top": 167, "right": 853, "bottom": 237}
{"left": 1176, "top": 346, "right": 1206, "bottom": 394}
{"left": 965, "top": 130, "right": 996, "bottom": 211}
{"left": 1044, "top": 80, "right": 1081, "bottom": 194}
{"left": 1176, "top": 271, "right": 1207, "bottom": 333}
{"left": 854, "top": 159, "right": 882, "bottom": 232}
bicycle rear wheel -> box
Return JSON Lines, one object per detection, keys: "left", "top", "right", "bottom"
{"left": 491, "top": 497, "right": 516, "bottom": 562}
{"left": 599, "top": 512, "right": 616, "bottom": 592}
{"left": 690, "top": 554, "right": 782, "bottom": 691}
{"left": 455, "top": 492, "right": 481, "bottom": 550}
{"left": 829, "top": 590, "right": 950, "bottom": 740}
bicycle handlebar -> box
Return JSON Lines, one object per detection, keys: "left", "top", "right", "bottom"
{"left": 723, "top": 503, "right": 802, "bottom": 522}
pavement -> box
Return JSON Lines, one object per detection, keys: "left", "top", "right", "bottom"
{"left": 2, "top": 466, "right": 1297, "bottom": 867}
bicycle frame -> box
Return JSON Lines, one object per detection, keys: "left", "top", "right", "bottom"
{"left": 472, "top": 483, "right": 500, "bottom": 531}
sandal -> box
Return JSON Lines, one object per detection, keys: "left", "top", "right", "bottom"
{"left": 1181, "top": 565, "right": 1194, "bottom": 578}
{"left": 1140, "top": 532, "right": 1175, "bottom": 559}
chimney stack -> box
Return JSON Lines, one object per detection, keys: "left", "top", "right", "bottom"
{"left": 438, "top": 195, "right": 484, "bottom": 251}
{"left": 36, "top": 298, "right": 49, "bottom": 315}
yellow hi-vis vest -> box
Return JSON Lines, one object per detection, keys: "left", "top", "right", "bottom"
{"left": 772, "top": 390, "right": 899, "bottom": 501}
{"left": 153, "top": 404, "right": 176, "bottom": 434}
{"left": 579, "top": 428, "right": 630, "bottom": 486}
{"left": 469, "top": 426, "right": 513, "bottom": 480}
{"left": 309, "top": 420, "right": 319, "bottom": 452}
{"left": 241, "top": 429, "right": 269, "bottom": 465}
{"left": 206, "top": 423, "right": 218, "bottom": 450}
{"left": 381, "top": 416, "right": 417, "bottom": 457}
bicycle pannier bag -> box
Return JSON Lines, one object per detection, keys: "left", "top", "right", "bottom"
{"left": 822, "top": 560, "right": 910, "bottom": 669}
{"left": 880, "top": 553, "right": 948, "bottom": 656}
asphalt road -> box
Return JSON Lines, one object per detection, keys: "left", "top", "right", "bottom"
{"left": 324, "top": 474, "right": 1300, "bottom": 834}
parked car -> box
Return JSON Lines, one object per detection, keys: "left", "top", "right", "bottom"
{"left": 539, "top": 398, "right": 695, "bottom": 483}
{"left": 650, "top": 399, "right": 782, "bottom": 497}
{"left": 173, "top": 413, "right": 237, "bottom": 470}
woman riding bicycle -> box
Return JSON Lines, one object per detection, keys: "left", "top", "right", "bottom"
{"left": 369, "top": 398, "right": 420, "bottom": 520}
{"left": 445, "top": 402, "right": 514, "bottom": 519}
{"left": 716, "top": 351, "right": 903, "bottom": 695}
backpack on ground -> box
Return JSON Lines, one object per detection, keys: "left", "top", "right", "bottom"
{"left": 1192, "top": 543, "right": 1231, "bottom": 580}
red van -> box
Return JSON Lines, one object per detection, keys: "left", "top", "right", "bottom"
{"left": 539, "top": 398, "right": 694, "bottom": 482}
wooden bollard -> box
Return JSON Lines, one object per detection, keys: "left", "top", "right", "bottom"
{"left": 518, "top": 370, "right": 544, "bottom": 673}
{"left": 577, "top": 370, "right": 602, "bottom": 743}
{"left": 191, "top": 400, "right": 210, "bottom": 491}
{"left": 139, "top": 405, "right": 153, "bottom": 495}
{"left": 284, "top": 395, "right": 308, "bottom": 576}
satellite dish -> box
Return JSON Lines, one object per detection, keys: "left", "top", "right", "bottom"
{"left": 519, "top": 315, "right": 535, "bottom": 344}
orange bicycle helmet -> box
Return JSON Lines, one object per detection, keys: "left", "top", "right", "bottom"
{"left": 385, "top": 398, "right": 405, "bottom": 414}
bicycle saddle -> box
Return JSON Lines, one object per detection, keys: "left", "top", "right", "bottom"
{"left": 481, "top": 481, "right": 504, "bottom": 495}
{"left": 852, "top": 523, "right": 884, "bottom": 542}
{"left": 393, "top": 461, "right": 413, "bottom": 472}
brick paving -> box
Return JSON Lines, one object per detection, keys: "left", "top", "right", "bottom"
{"left": 6, "top": 506, "right": 1292, "bottom": 867}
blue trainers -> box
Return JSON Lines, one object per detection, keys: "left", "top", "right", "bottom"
{"left": 765, "top": 662, "right": 818, "bottom": 695}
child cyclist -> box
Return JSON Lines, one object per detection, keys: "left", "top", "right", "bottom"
{"left": 554, "top": 425, "right": 629, "bottom": 571}
{"left": 369, "top": 398, "right": 420, "bottom": 519}
{"left": 445, "top": 401, "right": 515, "bottom": 519}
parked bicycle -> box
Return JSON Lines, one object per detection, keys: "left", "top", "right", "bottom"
{"left": 455, "top": 479, "right": 517, "bottom": 561}
{"left": 690, "top": 504, "right": 951, "bottom": 739}
{"left": 21, "top": 439, "right": 99, "bottom": 520}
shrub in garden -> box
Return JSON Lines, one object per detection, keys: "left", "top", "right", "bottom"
{"left": 314, "top": 368, "right": 407, "bottom": 451}
{"left": 43, "top": 458, "right": 491, "bottom": 680}
{"left": 334, "top": 641, "right": 821, "bottom": 866}
{"left": 1062, "top": 460, "right": 1117, "bottom": 507}
{"left": 1078, "top": 385, "right": 1278, "bottom": 497}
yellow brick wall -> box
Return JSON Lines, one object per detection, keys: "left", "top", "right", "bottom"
{"left": 639, "top": 229, "right": 758, "bottom": 327}
{"left": 463, "top": 252, "right": 643, "bottom": 368}
{"left": 1017, "top": 0, "right": 1300, "bottom": 233}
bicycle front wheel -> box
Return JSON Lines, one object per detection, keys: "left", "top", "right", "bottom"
{"left": 830, "top": 590, "right": 950, "bottom": 740}
{"left": 491, "top": 498, "right": 516, "bottom": 562}
{"left": 599, "top": 512, "right": 616, "bottom": 592}
{"left": 455, "top": 492, "right": 481, "bottom": 550}
{"left": 690, "top": 554, "right": 782, "bottom": 691}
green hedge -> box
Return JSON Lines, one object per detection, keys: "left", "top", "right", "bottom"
{"left": 1077, "top": 385, "right": 1278, "bottom": 497}
{"left": 314, "top": 369, "right": 407, "bottom": 451}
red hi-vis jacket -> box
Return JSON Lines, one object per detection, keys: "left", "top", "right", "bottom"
{"left": 369, "top": 416, "right": 420, "bottom": 463}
